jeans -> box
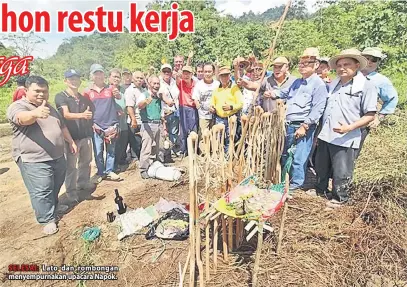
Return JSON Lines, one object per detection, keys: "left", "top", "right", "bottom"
{"left": 179, "top": 106, "right": 198, "bottom": 154}
{"left": 65, "top": 137, "right": 92, "bottom": 196}
{"left": 17, "top": 156, "right": 66, "bottom": 224}
{"left": 92, "top": 131, "right": 116, "bottom": 176}
{"left": 128, "top": 124, "right": 142, "bottom": 160}
{"left": 315, "top": 139, "right": 357, "bottom": 202}
{"left": 281, "top": 123, "right": 316, "bottom": 189}
{"left": 165, "top": 113, "right": 179, "bottom": 149}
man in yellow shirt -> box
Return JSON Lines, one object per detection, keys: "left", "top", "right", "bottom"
{"left": 210, "top": 66, "right": 243, "bottom": 153}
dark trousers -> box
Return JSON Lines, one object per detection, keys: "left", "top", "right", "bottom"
{"left": 179, "top": 106, "right": 198, "bottom": 154}
{"left": 114, "top": 130, "right": 129, "bottom": 167}
{"left": 128, "top": 124, "right": 142, "bottom": 160}
{"left": 355, "top": 127, "right": 370, "bottom": 159}
{"left": 315, "top": 139, "right": 357, "bottom": 202}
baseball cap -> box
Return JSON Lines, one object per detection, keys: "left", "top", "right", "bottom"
{"left": 122, "top": 68, "right": 131, "bottom": 74}
{"left": 90, "top": 64, "right": 104, "bottom": 74}
{"left": 161, "top": 64, "right": 173, "bottom": 71}
{"left": 272, "top": 57, "right": 289, "bottom": 65}
{"left": 182, "top": 66, "right": 193, "bottom": 73}
{"left": 64, "top": 69, "right": 81, "bottom": 78}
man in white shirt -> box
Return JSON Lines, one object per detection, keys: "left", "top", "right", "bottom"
{"left": 192, "top": 63, "right": 220, "bottom": 150}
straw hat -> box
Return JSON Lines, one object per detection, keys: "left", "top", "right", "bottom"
{"left": 272, "top": 56, "right": 289, "bottom": 65}
{"left": 218, "top": 66, "right": 231, "bottom": 75}
{"left": 182, "top": 66, "right": 193, "bottom": 73}
{"left": 235, "top": 56, "right": 250, "bottom": 69}
{"left": 329, "top": 48, "right": 368, "bottom": 70}
{"left": 301, "top": 47, "right": 320, "bottom": 59}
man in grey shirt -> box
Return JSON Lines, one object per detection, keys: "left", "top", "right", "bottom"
{"left": 315, "top": 49, "right": 377, "bottom": 208}
{"left": 7, "top": 76, "right": 78, "bottom": 235}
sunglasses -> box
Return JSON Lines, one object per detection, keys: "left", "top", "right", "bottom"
{"left": 364, "top": 56, "right": 379, "bottom": 63}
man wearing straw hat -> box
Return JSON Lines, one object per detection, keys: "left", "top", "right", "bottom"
{"left": 270, "top": 48, "right": 328, "bottom": 191}
{"left": 315, "top": 48, "right": 377, "bottom": 208}
{"left": 358, "top": 47, "right": 398, "bottom": 156}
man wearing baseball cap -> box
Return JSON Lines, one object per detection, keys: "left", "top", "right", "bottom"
{"left": 159, "top": 63, "right": 180, "bottom": 157}
{"left": 270, "top": 48, "right": 328, "bottom": 191}
{"left": 359, "top": 47, "right": 398, "bottom": 154}
{"left": 240, "top": 56, "right": 297, "bottom": 113}
{"left": 83, "top": 64, "right": 122, "bottom": 183}
{"left": 55, "top": 69, "right": 95, "bottom": 202}
{"left": 121, "top": 68, "right": 132, "bottom": 90}
{"left": 315, "top": 48, "right": 378, "bottom": 208}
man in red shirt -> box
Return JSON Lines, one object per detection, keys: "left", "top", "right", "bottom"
{"left": 12, "top": 76, "right": 28, "bottom": 102}
{"left": 176, "top": 66, "right": 198, "bottom": 155}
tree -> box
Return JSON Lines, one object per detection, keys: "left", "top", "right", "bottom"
{"left": 0, "top": 32, "right": 45, "bottom": 57}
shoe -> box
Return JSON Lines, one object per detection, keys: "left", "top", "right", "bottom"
{"left": 140, "top": 171, "right": 149, "bottom": 179}
{"left": 91, "top": 174, "right": 105, "bottom": 184}
{"left": 326, "top": 199, "right": 347, "bottom": 209}
{"left": 67, "top": 192, "right": 80, "bottom": 203}
{"left": 43, "top": 222, "right": 58, "bottom": 235}
{"left": 56, "top": 204, "right": 69, "bottom": 214}
{"left": 106, "top": 172, "right": 122, "bottom": 181}
{"left": 77, "top": 182, "right": 96, "bottom": 191}
{"left": 305, "top": 189, "right": 317, "bottom": 197}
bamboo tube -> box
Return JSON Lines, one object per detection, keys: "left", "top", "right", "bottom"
{"left": 213, "top": 217, "right": 219, "bottom": 273}
{"left": 228, "top": 217, "right": 233, "bottom": 252}
{"left": 203, "top": 130, "right": 211, "bottom": 282}
{"left": 221, "top": 216, "right": 228, "bottom": 261}
{"left": 252, "top": 222, "right": 264, "bottom": 287}
{"left": 227, "top": 116, "right": 237, "bottom": 191}
{"left": 236, "top": 218, "right": 241, "bottom": 249}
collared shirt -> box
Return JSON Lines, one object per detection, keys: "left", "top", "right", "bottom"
{"left": 366, "top": 71, "right": 398, "bottom": 115}
{"left": 178, "top": 79, "right": 196, "bottom": 108}
{"left": 7, "top": 98, "right": 65, "bottom": 163}
{"left": 124, "top": 83, "right": 144, "bottom": 124}
{"left": 159, "top": 76, "right": 180, "bottom": 116}
{"left": 276, "top": 73, "right": 328, "bottom": 125}
{"left": 257, "top": 73, "right": 297, "bottom": 112}
{"left": 136, "top": 90, "right": 162, "bottom": 122}
{"left": 83, "top": 84, "right": 118, "bottom": 130}
{"left": 318, "top": 72, "right": 378, "bottom": 148}
{"left": 55, "top": 91, "right": 94, "bottom": 140}
{"left": 210, "top": 83, "right": 243, "bottom": 118}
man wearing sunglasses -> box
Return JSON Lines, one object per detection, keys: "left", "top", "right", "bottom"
{"left": 269, "top": 48, "right": 328, "bottom": 192}
{"left": 359, "top": 47, "right": 398, "bottom": 156}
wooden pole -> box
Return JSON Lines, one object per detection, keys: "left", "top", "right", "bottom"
{"left": 277, "top": 174, "right": 290, "bottom": 255}
{"left": 213, "top": 217, "right": 219, "bottom": 273}
{"left": 252, "top": 222, "right": 264, "bottom": 287}
{"left": 221, "top": 215, "right": 228, "bottom": 261}
{"left": 203, "top": 130, "right": 211, "bottom": 282}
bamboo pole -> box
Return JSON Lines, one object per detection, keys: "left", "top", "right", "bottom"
{"left": 203, "top": 129, "right": 211, "bottom": 282}
{"left": 213, "top": 217, "right": 219, "bottom": 273}
{"left": 252, "top": 222, "right": 264, "bottom": 287}
{"left": 221, "top": 215, "right": 228, "bottom": 261}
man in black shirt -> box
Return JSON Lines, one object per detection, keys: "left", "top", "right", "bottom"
{"left": 55, "top": 69, "right": 95, "bottom": 202}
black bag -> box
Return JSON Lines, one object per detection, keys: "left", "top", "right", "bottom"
{"left": 145, "top": 208, "right": 189, "bottom": 240}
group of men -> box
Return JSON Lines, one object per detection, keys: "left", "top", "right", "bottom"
{"left": 7, "top": 46, "right": 398, "bottom": 235}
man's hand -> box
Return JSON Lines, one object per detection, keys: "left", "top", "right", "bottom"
{"left": 82, "top": 106, "right": 93, "bottom": 120}
{"left": 145, "top": 97, "right": 153, "bottom": 105}
{"left": 333, "top": 121, "right": 351, "bottom": 134}
{"left": 233, "top": 58, "right": 239, "bottom": 68}
{"left": 195, "top": 101, "right": 201, "bottom": 109}
{"left": 222, "top": 103, "right": 232, "bottom": 111}
{"left": 112, "top": 87, "right": 121, "bottom": 99}
{"left": 264, "top": 90, "right": 276, "bottom": 99}
{"left": 33, "top": 100, "right": 50, "bottom": 119}
{"left": 294, "top": 125, "right": 307, "bottom": 139}
{"left": 368, "top": 114, "right": 381, "bottom": 129}
{"left": 69, "top": 141, "right": 78, "bottom": 154}
{"left": 188, "top": 50, "right": 194, "bottom": 59}
{"left": 210, "top": 106, "right": 216, "bottom": 114}
{"left": 166, "top": 99, "right": 174, "bottom": 107}
{"left": 131, "top": 119, "right": 138, "bottom": 129}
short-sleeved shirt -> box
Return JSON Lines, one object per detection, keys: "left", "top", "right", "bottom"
{"left": 258, "top": 74, "right": 297, "bottom": 112}
{"left": 276, "top": 73, "right": 328, "bottom": 125}
{"left": 7, "top": 98, "right": 65, "bottom": 163}
{"left": 178, "top": 80, "right": 196, "bottom": 108}
{"left": 12, "top": 87, "right": 26, "bottom": 102}
{"left": 124, "top": 84, "right": 144, "bottom": 124}
{"left": 160, "top": 77, "right": 180, "bottom": 116}
{"left": 318, "top": 72, "right": 378, "bottom": 148}
{"left": 192, "top": 79, "right": 220, "bottom": 119}
{"left": 55, "top": 91, "right": 94, "bottom": 140}
{"left": 136, "top": 90, "right": 162, "bottom": 122}
{"left": 112, "top": 86, "right": 128, "bottom": 131}
{"left": 83, "top": 85, "right": 118, "bottom": 130}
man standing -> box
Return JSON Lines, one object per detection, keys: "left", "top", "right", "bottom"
{"left": 195, "top": 64, "right": 204, "bottom": 81}
{"left": 210, "top": 66, "right": 243, "bottom": 153}
{"left": 125, "top": 71, "right": 145, "bottom": 166}
{"left": 270, "top": 48, "right": 328, "bottom": 191}
{"left": 83, "top": 64, "right": 121, "bottom": 183}
{"left": 108, "top": 68, "right": 129, "bottom": 172}
{"left": 7, "top": 76, "right": 77, "bottom": 235}
{"left": 359, "top": 47, "right": 398, "bottom": 154}
{"left": 121, "top": 68, "right": 132, "bottom": 90}
{"left": 137, "top": 76, "right": 170, "bottom": 179}
{"left": 316, "top": 49, "right": 377, "bottom": 208}
{"left": 12, "top": 75, "right": 28, "bottom": 102}
{"left": 193, "top": 63, "right": 219, "bottom": 148}
{"left": 317, "top": 57, "right": 332, "bottom": 84}
{"left": 240, "top": 57, "right": 297, "bottom": 113}
{"left": 177, "top": 66, "right": 198, "bottom": 156}
{"left": 55, "top": 69, "right": 94, "bottom": 203}
{"left": 173, "top": 55, "right": 185, "bottom": 79}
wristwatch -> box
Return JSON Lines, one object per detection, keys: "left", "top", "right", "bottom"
{"left": 301, "top": 123, "right": 309, "bottom": 130}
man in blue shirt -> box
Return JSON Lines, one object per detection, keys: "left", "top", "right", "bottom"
{"left": 316, "top": 49, "right": 377, "bottom": 208}
{"left": 271, "top": 48, "right": 328, "bottom": 191}
{"left": 358, "top": 47, "right": 398, "bottom": 156}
